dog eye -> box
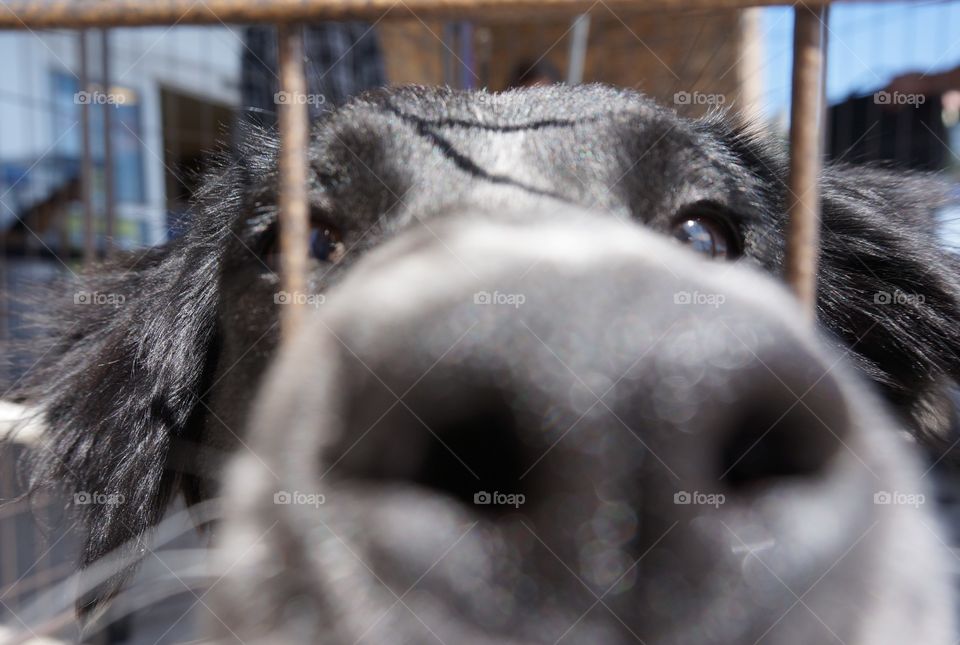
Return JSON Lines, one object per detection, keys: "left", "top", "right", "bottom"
{"left": 672, "top": 215, "right": 738, "bottom": 260}
{"left": 262, "top": 220, "right": 345, "bottom": 270}
{"left": 310, "top": 226, "right": 345, "bottom": 263}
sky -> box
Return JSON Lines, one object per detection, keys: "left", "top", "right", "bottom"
{"left": 760, "top": 1, "right": 960, "bottom": 120}
{"left": 760, "top": 2, "right": 960, "bottom": 246}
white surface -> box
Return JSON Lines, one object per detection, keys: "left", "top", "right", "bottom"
{"left": 0, "top": 400, "right": 44, "bottom": 445}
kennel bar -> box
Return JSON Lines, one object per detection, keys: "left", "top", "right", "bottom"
{"left": 0, "top": 0, "right": 833, "bottom": 325}
{"left": 0, "top": 0, "right": 834, "bottom": 25}
{"left": 78, "top": 30, "right": 95, "bottom": 266}
{"left": 101, "top": 29, "right": 117, "bottom": 258}
{"left": 785, "top": 5, "right": 826, "bottom": 320}
{"left": 277, "top": 24, "right": 312, "bottom": 337}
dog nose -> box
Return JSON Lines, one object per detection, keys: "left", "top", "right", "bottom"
{"left": 327, "top": 300, "right": 847, "bottom": 514}
{"left": 317, "top": 214, "right": 848, "bottom": 509}
{"left": 231, "top": 213, "right": 881, "bottom": 644}
{"left": 320, "top": 214, "right": 847, "bottom": 496}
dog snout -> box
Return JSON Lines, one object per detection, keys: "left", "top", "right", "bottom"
{"left": 327, "top": 278, "right": 850, "bottom": 515}
{"left": 320, "top": 213, "right": 848, "bottom": 496}
{"left": 237, "top": 214, "right": 871, "bottom": 643}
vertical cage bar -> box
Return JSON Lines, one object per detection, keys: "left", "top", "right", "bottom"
{"left": 442, "top": 23, "right": 456, "bottom": 87}
{"left": 101, "top": 29, "right": 116, "bottom": 258}
{"left": 459, "top": 22, "right": 475, "bottom": 89}
{"left": 567, "top": 13, "right": 590, "bottom": 85}
{"left": 79, "top": 30, "right": 95, "bottom": 265}
{"left": 277, "top": 24, "right": 310, "bottom": 338}
{"left": 784, "top": 4, "right": 826, "bottom": 320}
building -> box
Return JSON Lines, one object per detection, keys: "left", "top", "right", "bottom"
{"left": 0, "top": 27, "right": 241, "bottom": 256}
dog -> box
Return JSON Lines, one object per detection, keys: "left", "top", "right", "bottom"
{"left": 14, "top": 85, "right": 960, "bottom": 642}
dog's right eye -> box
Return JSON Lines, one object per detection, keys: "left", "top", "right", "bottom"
{"left": 671, "top": 206, "right": 740, "bottom": 260}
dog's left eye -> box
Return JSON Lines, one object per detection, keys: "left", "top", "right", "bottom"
{"left": 262, "top": 220, "right": 345, "bottom": 270}
{"left": 672, "top": 215, "right": 738, "bottom": 260}
{"left": 309, "top": 226, "right": 345, "bottom": 263}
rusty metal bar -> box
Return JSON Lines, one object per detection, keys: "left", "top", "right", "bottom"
{"left": 277, "top": 24, "right": 310, "bottom": 339}
{"left": 784, "top": 4, "right": 826, "bottom": 320}
{"left": 101, "top": 29, "right": 116, "bottom": 258}
{"left": 79, "top": 30, "right": 95, "bottom": 266}
{"left": 0, "top": 0, "right": 832, "bottom": 28}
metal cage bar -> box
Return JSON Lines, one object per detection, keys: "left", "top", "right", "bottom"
{"left": 78, "top": 30, "right": 95, "bottom": 266}
{"left": 277, "top": 24, "right": 311, "bottom": 337}
{"left": 0, "top": 0, "right": 830, "bottom": 27}
{"left": 785, "top": 3, "right": 827, "bottom": 317}
{"left": 101, "top": 28, "right": 116, "bottom": 259}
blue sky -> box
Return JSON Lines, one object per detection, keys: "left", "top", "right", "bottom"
{"left": 761, "top": 1, "right": 960, "bottom": 120}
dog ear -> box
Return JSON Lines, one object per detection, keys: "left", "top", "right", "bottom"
{"left": 816, "top": 164, "right": 960, "bottom": 453}
{"left": 712, "top": 119, "right": 960, "bottom": 455}
{"left": 18, "top": 175, "right": 241, "bottom": 618}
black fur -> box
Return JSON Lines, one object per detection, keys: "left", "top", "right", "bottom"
{"left": 13, "top": 84, "right": 960, "bottom": 621}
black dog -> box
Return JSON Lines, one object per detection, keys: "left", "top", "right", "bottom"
{"left": 17, "top": 85, "right": 960, "bottom": 642}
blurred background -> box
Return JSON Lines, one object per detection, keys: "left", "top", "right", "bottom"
{"left": 0, "top": 1, "right": 958, "bottom": 642}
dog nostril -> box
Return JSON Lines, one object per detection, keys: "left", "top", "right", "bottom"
{"left": 345, "top": 386, "right": 531, "bottom": 513}
{"left": 719, "top": 374, "right": 849, "bottom": 490}
{"left": 411, "top": 397, "right": 528, "bottom": 513}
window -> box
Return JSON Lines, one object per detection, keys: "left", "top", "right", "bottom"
{"left": 51, "top": 71, "right": 145, "bottom": 204}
